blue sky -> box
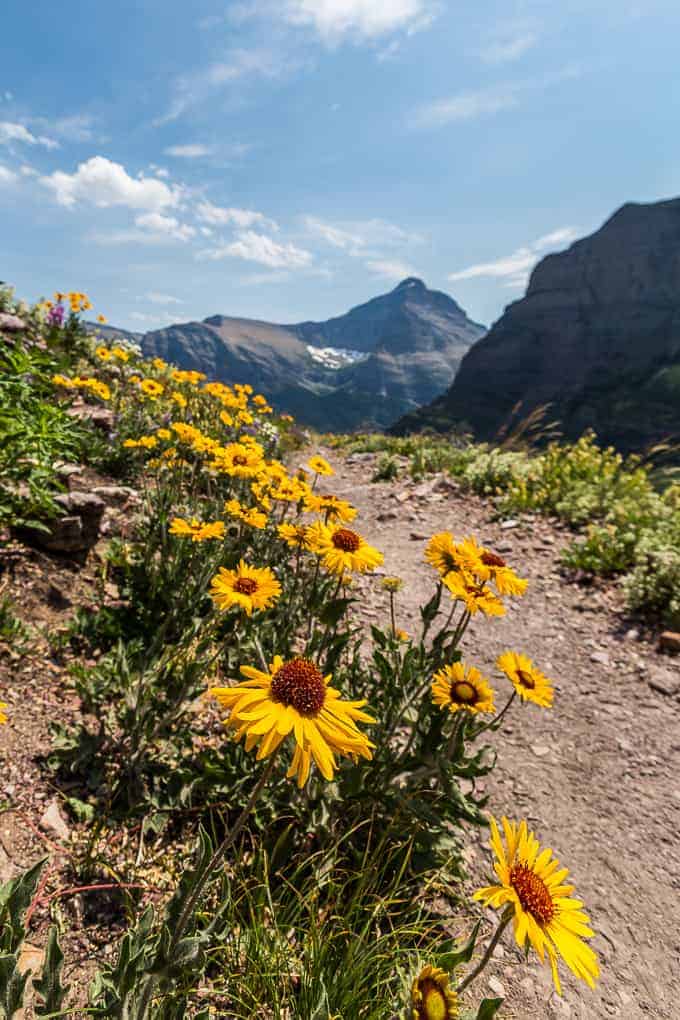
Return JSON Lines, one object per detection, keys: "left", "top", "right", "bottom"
{"left": 1, "top": 0, "right": 679, "bottom": 332}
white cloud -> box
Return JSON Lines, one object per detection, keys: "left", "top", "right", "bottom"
{"left": 449, "top": 226, "right": 578, "bottom": 289}
{"left": 164, "top": 143, "right": 213, "bottom": 158}
{"left": 129, "top": 310, "right": 178, "bottom": 326}
{"left": 0, "top": 164, "right": 17, "bottom": 185}
{"left": 51, "top": 114, "right": 95, "bottom": 142}
{"left": 304, "top": 215, "right": 419, "bottom": 255}
{"left": 160, "top": 49, "right": 286, "bottom": 123}
{"left": 284, "top": 0, "right": 436, "bottom": 41}
{"left": 134, "top": 212, "right": 196, "bottom": 241}
{"left": 19, "top": 164, "right": 38, "bottom": 177}
{"left": 0, "top": 121, "right": 58, "bottom": 149}
{"left": 201, "top": 230, "right": 313, "bottom": 268}
{"left": 413, "top": 87, "right": 520, "bottom": 128}
{"left": 143, "top": 291, "right": 184, "bottom": 305}
{"left": 478, "top": 32, "right": 538, "bottom": 64}
{"left": 366, "top": 259, "right": 417, "bottom": 281}
{"left": 41, "top": 156, "right": 179, "bottom": 211}
{"left": 196, "top": 199, "right": 278, "bottom": 231}
{"left": 93, "top": 213, "right": 196, "bottom": 246}
{"left": 413, "top": 66, "right": 581, "bottom": 128}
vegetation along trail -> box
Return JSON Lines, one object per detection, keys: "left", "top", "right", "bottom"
{"left": 319, "top": 445, "right": 680, "bottom": 1020}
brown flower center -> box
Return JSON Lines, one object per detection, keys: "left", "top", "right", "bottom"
{"left": 270, "top": 658, "right": 326, "bottom": 716}
{"left": 332, "top": 528, "right": 361, "bottom": 553}
{"left": 451, "top": 680, "right": 478, "bottom": 704}
{"left": 482, "top": 550, "right": 506, "bottom": 568}
{"left": 232, "top": 454, "right": 248, "bottom": 466}
{"left": 416, "top": 979, "right": 451, "bottom": 1020}
{"left": 233, "top": 577, "right": 258, "bottom": 595}
{"left": 516, "top": 669, "right": 536, "bottom": 689}
{"left": 510, "top": 863, "right": 555, "bottom": 924}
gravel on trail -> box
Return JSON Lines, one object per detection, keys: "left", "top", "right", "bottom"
{"left": 324, "top": 448, "right": 680, "bottom": 1020}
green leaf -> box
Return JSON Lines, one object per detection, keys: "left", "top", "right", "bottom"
{"left": 318, "top": 597, "right": 354, "bottom": 627}
{"left": 438, "top": 921, "right": 481, "bottom": 971}
{"left": 475, "top": 997, "right": 504, "bottom": 1019}
{"left": 33, "top": 926, "right": 68, "bottom": 1016}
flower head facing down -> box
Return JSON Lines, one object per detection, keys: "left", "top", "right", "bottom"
{"left": 306, "top": 521, "right": 383, "bottom": 575}
{"left": 210, "top": 561, "right": 281, "bottom": 616}
{"left": 432, "top": 662, "right": 495, "bottom": 715}
{"left": 210, "top": 655, "right": 375, "bottom": 786}
{"left": 411, "top": 965, "right": 458, "bottom": 1020}
{"left": 496, "top": 651, "right": 554, "bottom": 708}
{"left": 474, "top": 817, "right": 600, "bottom": 995}
{"left": 304, "top": 492, "right": 357, "bottom": 523}
{"left": 454, "top": 536, "right": 528, "bottom": 597}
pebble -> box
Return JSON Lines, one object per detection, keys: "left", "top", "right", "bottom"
{"left": 40, "top": 799, "right": 71, "bottom": 842}
{"left": 488, "top": 976, "right": 506, "bottom": 997}
{"left": 659, "top": 631, "right": 680, "bottom": 653}
{"left": 590, "top": 650, "right": 611, "bottom": 666}
{"left": 530, "top": 744, "right": 551, "bottom": 757}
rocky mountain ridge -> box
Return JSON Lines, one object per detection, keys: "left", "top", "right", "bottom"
{"left": 394, "top": 198, "right": 680, "bottom": 451}
{"left": 136, "top": 279, "right": 485, "bottom": 431}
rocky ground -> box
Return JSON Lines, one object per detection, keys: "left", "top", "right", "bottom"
{"left": 1, "top": 448, "right": 679, "bottom": 1018}
{"left": 328, "top": 448, "right": 680, "bottom": 1020}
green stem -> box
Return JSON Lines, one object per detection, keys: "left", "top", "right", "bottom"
{"left": 475, "top": 691, "right": 516, "bottom": 738}
{"left": 134, "top": 753, "right": 279, "bottom": 1019}
{"left": 457, "top": 912, "right": 512, "bottom": 994}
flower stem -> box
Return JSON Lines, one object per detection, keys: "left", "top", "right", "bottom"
{"left": 133, "top": 753, "right": 279, "bottom": 1019}
{"left": 457, "top": 912, "right": 512, "bottom": 994}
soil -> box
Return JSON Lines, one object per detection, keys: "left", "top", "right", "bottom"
{"left": 1, "top": 447, "right": 679, "bottom": 1019}
{"left": 324, "top": 448, "right": 680, "bottom": 1020}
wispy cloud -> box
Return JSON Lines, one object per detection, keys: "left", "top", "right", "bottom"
{"left": 0, "top": 164, "right": 18, "bottom": 185}
{"left": 142, "top": 292, "right": 184, "bottom": 305}
{"left": 366, "top": 259, "right": 418, "bottom": 281}
{"left": 304, "top": 215, "right": 419, "bottom": 255}
{"left": 196, "top": 200, "right": 278, "bottom": 231}
{"left": 158, "top": 49, "right": 288, "bottom": 124}
{"left": 164, "top": 143, "right": 213, "bottom": 158}
{"left": 413, "top": 66, "right": 581, "bottom": 129}
{"left": 0, "top": 121, "right": 58, "bottom": 149}
{"left": 283, "top": 0, "right": 437, "bottom": 43}
{"left": 41, "top": 156, "right": 180, "bottom": 211}
{"left": 93, "top": 213, "right": 196, "bottom": 246}
{"left": 477, "top": 23, "right": 539, "bottom": 65}
{"left": 200, "top": 230, "right": 313, "bottom": 269}
{"left": 449, "top": 226, "right": 579, "bottom": 289}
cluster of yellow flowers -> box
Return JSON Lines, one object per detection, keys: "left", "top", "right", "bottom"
{"left": 46, "top": 321, "right": 598, "bottom": 1004}
{"left": 52, "top": 374, "right": 111, "bottom": 401}
{"left": 96, "top": 344, "right": 129, "bottom": 362}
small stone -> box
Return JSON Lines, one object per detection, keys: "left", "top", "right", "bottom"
{"left": 40, "top": 799, "right": 70, "bottom": 841}
{"left": 531, "top": 744, "right": 551, "bottom": 757}
{"left": 647, "top": 667, "right": 680, "bottom": 697}
{"left": 394, "top": 491, "right": 411, "bottom": 503}
{"left": 376, "top": 510, "right": 398, "bottom": 522}
{"left": 409, "top": 532, "right": 428, "bottom": 541}
{"left": 495, "top": 541, "right": 514, "bottom": 553}
{"left": 0, "top": 312, "right": 27, "bottom": 332}
{"left": 590, "top": 650, "right": 611, "bottom": 666}
{"left": 625, "top": 628, "right": 640, "bottom": 641}
{"left": 92, "top": 484, "right": 139, "bottom": 507}
{"left": 488, "top": 976, "right": 506, "bottom": 997}
{"left": 500, "top": 519, "right": 520, "bottom": 529}
{"left": 659, "top": 631, "right": 680, "bottom": 653}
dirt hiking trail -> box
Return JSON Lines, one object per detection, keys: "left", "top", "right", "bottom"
{"left": 323, "top": 447, "right": 680, "bottom": 1020}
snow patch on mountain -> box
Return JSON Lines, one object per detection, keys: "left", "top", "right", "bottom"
{"left": 306, "top": 345, "right": 369, "bottom": 370}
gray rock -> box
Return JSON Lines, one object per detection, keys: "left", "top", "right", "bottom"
{"left": 40, "top": 799, "right": 70, "bottom": 841}
{"left": 65, "top": 402, "right": 114, "bottom": 432}
{"left": 0, "top": 313, "right": 26, "bottom": 332}
{"left": 19, "top": 490, "right": 105, "bottom": 553}
{"left": 647, "top": 666, "right": 680, "bottom": 697}
{"left": 394, "top": 198, "right": 680, "bottom": 453}
{"left": 92, "top": 484, "right": 139, "bottom": 507}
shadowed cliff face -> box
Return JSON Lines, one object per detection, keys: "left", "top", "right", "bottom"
{"left": 138, "top": 279, "right": 485, "bottom": 431}
{"left": 394, "top": 199, "right": 680, "bottom": 452}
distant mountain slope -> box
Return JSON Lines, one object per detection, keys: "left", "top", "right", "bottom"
{"left": 393, "top": 198, "right": 680, "bottom": 451}
{"left": 138, "top": 279, "right": 485, "bottom": 431}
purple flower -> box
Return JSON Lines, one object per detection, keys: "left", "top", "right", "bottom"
{"left": 48, "top": 303, "right": 65, "bottom": 326}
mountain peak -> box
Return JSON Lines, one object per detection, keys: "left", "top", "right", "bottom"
{"left": 394, "top": 277, "right": 427, "bottom": 293}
